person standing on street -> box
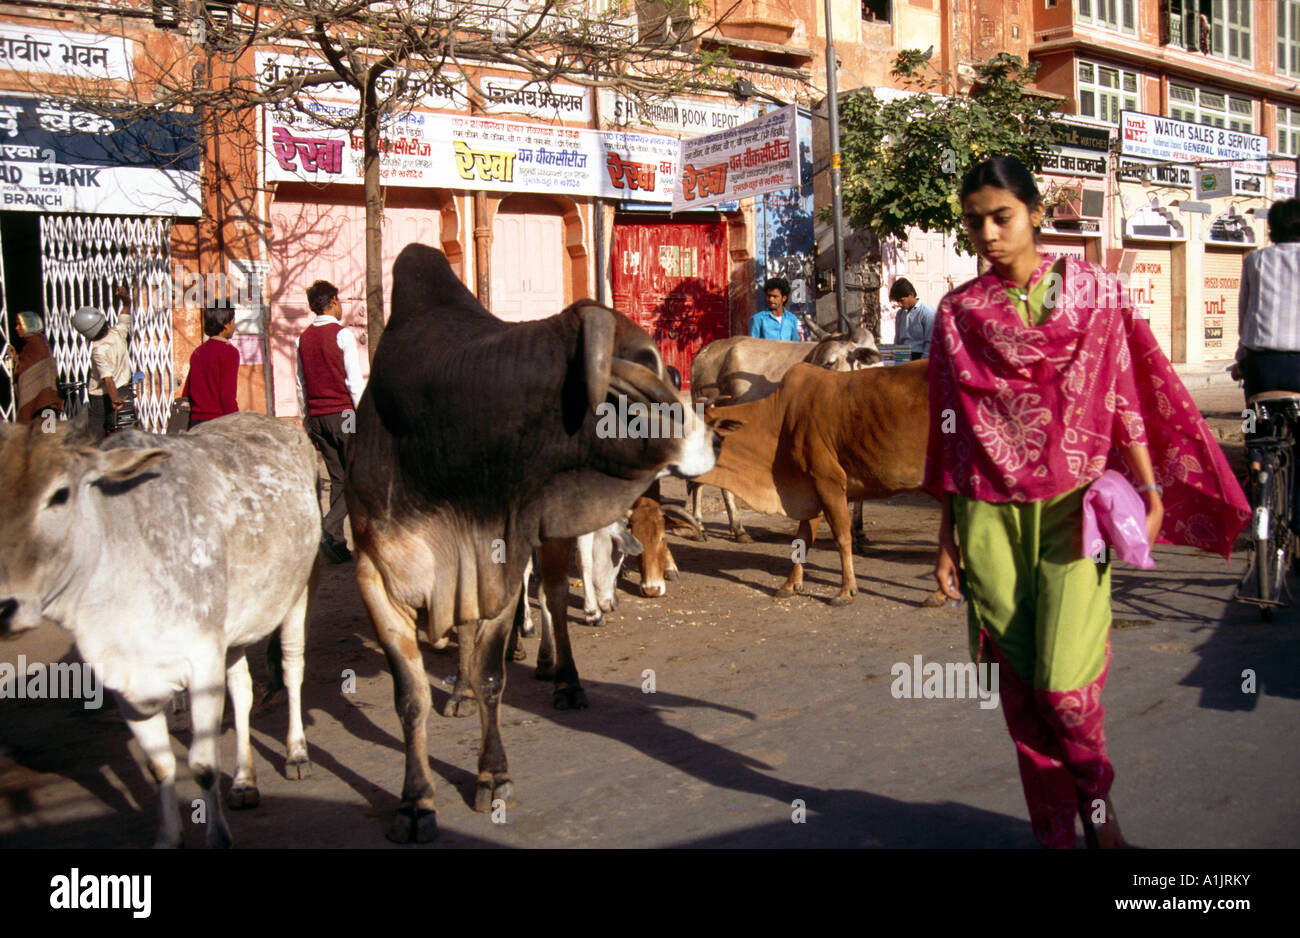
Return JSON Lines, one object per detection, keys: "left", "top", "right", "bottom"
{"left": 928, "top": 156, "right": 1248, "bottom": 849}
{"left": 749, "top": 277, "right": 801, "bottom": 341}
{"left": 1234, "top": 198, "right": 1300, "bottom": 400}
{"left": 296, "top": 280, "right": 365, "bottom": 564}
{"left": 181, "top": 305, "right": 239, "bottom": 425}
{"left": 73, "top": 285, "right": 133, "bottom": 443}
{"left": 889, "top": 278, "right": 937, "bottom": 359}
{"left": 10, "top": 310, "right": 62, "bottom": 424}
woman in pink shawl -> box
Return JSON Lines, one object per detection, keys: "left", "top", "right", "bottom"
{"left": 927, "top": 156, "right": 1248, "bottom": 848}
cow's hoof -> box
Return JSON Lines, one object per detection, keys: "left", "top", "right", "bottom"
{"left": 852, "top": 536, "right": 870, "bottom": 554}
{"left": 600, "top": 597, "right": 617, "bottom": 614}
{"left": 228, "top": 780, "right": 260, "bottom": 809}
{"left": 735, "top": 532, "right": 754, "bottom": 544}
{"left": 921, "top": 590, "right": 948, "bottom": 608}
{"left": 443, "top": 694, "right": 478, "bottom": 718}
{"left": 553, "top": 684, "right": 589, "bottom": 711}
{"left": 509, "top": 643, "right": 528, "bottom": 662}
{"left": 774, "top": 587, "right": 798, "bottom": 600}
{"left": 584, "top": 609, "right": 604, "bottom": 627}
{"left": 387, "top": 805, "right": 438, "bottom": 843}
{"left": 828, "top": 595, "right": 854, "bottom": 607}
{"left": 474, "top": 777, "right": 515, "bottom": 813}
{"left": 534, "top": 660, "right": 556, "bottom": 680}
{"left": 664, "top": 568, "right": 679, "bottom": 581}
{"left": 286, "top": 747, "right": 312, "bottom": 780}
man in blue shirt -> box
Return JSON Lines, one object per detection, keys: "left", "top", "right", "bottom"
{"left": 750, "top": 277, "right": 801, "bottom": 341}
{"left": 889, "top": 278, "right": 936, "bottom": 359}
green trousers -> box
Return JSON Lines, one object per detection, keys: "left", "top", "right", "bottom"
{"left": 953, "top": 488, "right": 1111, "bottom": 691}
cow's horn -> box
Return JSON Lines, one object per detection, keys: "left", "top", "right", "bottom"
{"left": 608, "top": 359, "right": 673, "bottom": 405}
{"left": 578, "top": 304, "right": 615, "bottom": 413}
{"left": 803, "top": 316, "right": 828, "bottom": 340}
{"left": 662, "top": 504, "right": 703, "bottom": 540}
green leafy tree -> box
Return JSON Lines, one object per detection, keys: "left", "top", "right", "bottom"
{"left": 832, "top": 51, "right": 1063, "bottom": 336}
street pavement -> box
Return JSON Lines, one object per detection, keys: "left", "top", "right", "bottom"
{"left": 0, "top": 381, "right": 1296, "bottom": 850}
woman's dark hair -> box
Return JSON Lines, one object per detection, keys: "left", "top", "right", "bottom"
{"left": 959, "top": 156, "right": 1042, "bottom": 212}
{"left": 1268, "top": 198, "right": 1300, "bottom": 244}
{"left": 203, "top": 305, "right": 235, "bottom": 338}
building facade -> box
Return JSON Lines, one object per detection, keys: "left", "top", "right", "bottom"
{"left": 1029, "top": 0, "right": 1299, "bottom": 365}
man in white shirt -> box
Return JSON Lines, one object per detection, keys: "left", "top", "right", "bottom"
{"left": 1236, "top": 198, "right": 1300, "bottom": 399}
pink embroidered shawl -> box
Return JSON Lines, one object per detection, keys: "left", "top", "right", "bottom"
{"left": 923, "top": 256, "right": 1249, "bottom": 559}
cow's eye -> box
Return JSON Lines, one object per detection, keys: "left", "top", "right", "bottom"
{"left": 46, "top": 487, "right": 70, "bottom": 508}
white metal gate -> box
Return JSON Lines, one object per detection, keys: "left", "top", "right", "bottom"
{"left": 40, "top": 215, "right": 174, "bottom": 432}
{"left": 0, "top": 237, "right": 10, "bottom": 422}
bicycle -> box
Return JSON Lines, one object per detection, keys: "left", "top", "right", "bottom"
{"left": 1235, "top": 390, "right": 1300, "bottom": 621}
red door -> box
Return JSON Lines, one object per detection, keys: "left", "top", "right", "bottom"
{"left": 611, "top": 220, "right": 729, "bottom": 390}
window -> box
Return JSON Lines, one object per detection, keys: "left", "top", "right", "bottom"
{"left": 861, "top": 0, "right": 890, "bottom": 22}
{"left": 1281, "top": 0, "right": 1300, "bottom": 76}
{"left": 1202, "top": 0, "right": 1252, "bottom": 63}
{"left": 1077, "top": 61, "right": 1139, "bottom": 124}
{"left": 1076, "top": 0, "right": 1136, "bottom": 33}
{"left": 1169, "top": 83, "right": 1255, "bottom": 132}
{"left": 1279, "top": 105, "right": 1300, "bottom": 156}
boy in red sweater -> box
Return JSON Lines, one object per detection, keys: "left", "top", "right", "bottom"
{"left": 181, "top": 305, "right": 239, "bottom": 424}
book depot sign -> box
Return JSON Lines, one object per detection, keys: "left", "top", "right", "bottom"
{"left": 1120, "top": 110, "right": 1267, "bottom": 175}
{"left": 0, "top": 95, "right": 199, "bottom": 216}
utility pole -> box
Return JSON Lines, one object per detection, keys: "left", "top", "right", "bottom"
{"left": 823, "top": 0, "right": 848, "bottom": 333}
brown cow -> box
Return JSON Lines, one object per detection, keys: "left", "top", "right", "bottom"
{"left": 697, "top": 359, "right": 934, "bottom": 605}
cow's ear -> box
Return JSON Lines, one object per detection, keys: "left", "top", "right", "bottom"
{"left": 94, "top": 448, "right": 170, "bottom": 484}
{"left": 849, "top": 346, "right": 883, "bottom": 367}
{"left": 710, "top": 417, "right": 746, "bottom": 438}
{"left": 576, "top": 304, "right": 614, "bottom": 412}
{"left": 61, "top": 408, "right": 94, "bottom": 444}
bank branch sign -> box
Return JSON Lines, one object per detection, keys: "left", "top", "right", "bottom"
{"left": 1120, "top": 110, "right": 1267, "bottom": 175}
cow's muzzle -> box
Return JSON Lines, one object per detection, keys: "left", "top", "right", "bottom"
{"left": 0, "top": 597, "right": 39, "bottom": 637}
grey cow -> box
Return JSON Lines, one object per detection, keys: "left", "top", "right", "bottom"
{"left": 0, "top": 413, "right": 320, "bottom": 848}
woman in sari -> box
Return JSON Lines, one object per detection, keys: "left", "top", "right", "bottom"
{"left": 927, "top": 156, "right": 1249, "bottom": 848}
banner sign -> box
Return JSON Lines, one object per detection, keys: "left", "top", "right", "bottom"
{"left": 257, "top": 51, "right": 463, "bottom": 113}
{"left": 672, "top": 104, "right": 798, "bottom": 211}
{"left": 1120, "top": 110, "right": 1267, "bottom": 175}
{"left": 0, "top": 95, "right": 199, "bottom": 215}
{"left": 481, "top": 76, "right": 591, "bottom": 122}
{"left": 1043, "top": 147, "right": 1107, "bottom": 179}
{"left": 264, "top": 106, "right": 680, "bottom": 202}
{"left": 599, "top": 90, "right": 753, "bottom": 137}
{"left": 0, "top": 24, "right": 132, "bottom": 82}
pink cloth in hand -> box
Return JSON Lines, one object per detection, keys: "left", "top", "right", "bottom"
{"left": 1082, "top": 470, "right": 1156, "bottom": 569}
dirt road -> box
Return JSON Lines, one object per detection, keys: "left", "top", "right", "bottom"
{"left": 2, "top": 384, "right": 1297, "bottom": 848}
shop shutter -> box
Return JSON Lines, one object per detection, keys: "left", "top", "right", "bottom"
{"left": 1202, "top": 247, "right": 1244, "bottom": 358}
{"left": 1125, "top": 247, "right": 1174, "bottom": 358}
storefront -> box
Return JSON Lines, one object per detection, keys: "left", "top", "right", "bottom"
{"left": 0, "top": 82, "right": 199, "bottom": 428}
{"left": 1118, "top": 200, "right": 1182, "bottom": 360}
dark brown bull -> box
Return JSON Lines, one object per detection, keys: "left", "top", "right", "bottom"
{"left": 345, "top": 245, "right": 717, "bottom": 843}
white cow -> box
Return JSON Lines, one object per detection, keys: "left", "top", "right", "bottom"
{"left": 0, "top": 413, "right": 320, "bottom": 847}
